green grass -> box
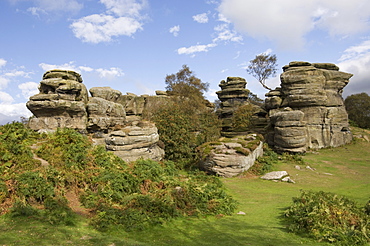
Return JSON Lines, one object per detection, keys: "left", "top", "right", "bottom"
{"left": 1, "top": 127, "right": 369, "bottom": 245}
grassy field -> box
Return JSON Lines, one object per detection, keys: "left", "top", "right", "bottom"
{"left": 0, "top": 127, "right": 369, "bottom": 245}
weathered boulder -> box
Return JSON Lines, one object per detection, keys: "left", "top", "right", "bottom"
{"left": 89, "top": 87, "right": 122, "bottom": 102}
{"left": 260, "top": 171, "right": 288, "bottom": 180}
{"left": 26, "top": 70, "right": 88, "bottom": 131}
{"left": 105, "top": 122, "right": 164, "bottom": 162}
{"left": 198, "top": 134, "right": 264, "bottom": 177}
{"left": 266, "top": 62, "right": 353, "bottom": 151}
{"left": 269, "top": 109, "right": 308, "bottom": 153}
{"left": 86, "top": 97, "right": 126, "bottom": 132}
{"left": 216, "top": 77, "right": 268, "bottom": 136}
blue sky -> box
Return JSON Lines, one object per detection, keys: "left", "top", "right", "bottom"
{"left": 1, "top": 0, "right": 370, "bottom": 124}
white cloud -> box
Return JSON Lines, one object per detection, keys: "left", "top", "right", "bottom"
{"left": 177, "top": 43, "right": 217, "bottom": 55}
{"left": 71, "top": 14, "right": 142, "bottom": 43}
{"left": 39, "top": 62, "right": 78, "bottom": 72}
{"left": 213, "top": 23, "right": 242, "bottom": 43}
{"left": 39, "top": 62, "right": 124, "bottom": 80}
{"left": 79, "top": 66, "right": 94, "bottom": 72}
{"left": 218, "top": 0, "right": 370, "bottom": 49}
{"left": 96, "top": 67, "right": 124, "bottom": 79}
{"left": 0, "top": 77, "right": 10, "bottom": 90}
{"left": 338, "top": 39, "right": 370, "bottom": 97}
{"left": 100, "top": 0, "right": 148, "bottom": 17}
{"left": 0, "top": 103, "right": 33, "bottom": 118}
{"left": 0, "top": 59, "right": 7, "bottom": 68}
{"left": 0, "top": 91, "right": 14, "bottom": 104}
{"left": 13, "top": 0, "right": 82, "bottom": 14}
{"left": 169, "top": 25, "right": 180, "bottom": 37}
{"left": 71, "top": 0, "right": 147, "bottom": 43}
{"left": 18, "top": 82, "right": 39, "bottom": 99}
{"left": 193, "top": 13, "right": 209, "bottom": 23}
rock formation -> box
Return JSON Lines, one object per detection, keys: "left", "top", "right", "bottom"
{"left": 265, "top": 62, "right": 353, "bottom": 152}
{"left": 198, "top": 134, "right": 264, "bottom": 177}
{"left": 27, "top": 70, "right": 89, "bottom": 132}
{"left": 105, "top": 121, "right": 164, "bottom": 162}
{"left": 26, "top": 70, "right": 165, "bottom": 163}
{"left": 216, "top": 77, "right": 268, "bottom": 136}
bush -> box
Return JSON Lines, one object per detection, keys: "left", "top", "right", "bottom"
{"left": 1, "top": 124, "right": 237, "bottom": 232}
{"left": 248, "top": 145, "right": 278, "bottom": 175}
{"left": 284, "top": 190, "right": 370, "bottom": 245}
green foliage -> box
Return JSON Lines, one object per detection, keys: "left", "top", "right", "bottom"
{"left": 246, "top": 54, "right": 278, "bottom": 90}
{"left": 0, "top": 122, "right": 40, "bottom": 174}
{"left": 0, "top": 123, "right": 235, "bottom": 232}
{"left": 345, "top": 93, "right": 370, "bottom": 129}
{"left": 16, "top": 171, "right": 54, "bottom": 202}
{"left": 248, "top": 145, "right": 279, "bottom": 175}
{"left": 284, "top": 190, "right": 370, "bottom": 245}
{"left": 153, "top": 100, "right": 220, "bottom": 167}
{"left": 165, "top": 64, "right": 209, "bottom": 104}
{"left": 231, "top": 103, "right": 254, "bottom": 132}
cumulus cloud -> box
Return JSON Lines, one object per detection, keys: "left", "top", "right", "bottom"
{"left": 39, "top": 62, "right": 124, "bottom": 80}
{"left": 101, "top": 0, "right": 148, "bottom": 17}
{"left": 71, "top": 14, "right": 142, "bottom": 43}
{"left": 96, "top": 67, "right": 124, "bottom": 79}
{"left": 0, "top": 59, "right": 7, "bottom": 68}
{"left": 338, "top": 39, "right": 370, "bottom": 97}
{"left": 213, "top": 23, "right": 242, "bottom": 43}
{"left": 0, "top": 77, "right": 10, "bottom": 90}
{"left": 18, "top": 82, "right": 39, "bottom": 100}
{"left": 177, "top": 43, "right": 217, "bottom": 56}
{"left": 218, "top": 0, "right": 370, "bottom": 49}
{"left": 0, "top": 103, "right": 32, "bottom": 118}
{"left": 39, "top": 62, "right": 78, "bottom": 72}
{"left": 70, "top": 0, "right": 147, "bottom": 43}
{"left": 0, "top": 91, "right": 14, "bottom": 104}
{"left": 193, "top": 13, "right": 209, "bottom": 23}
{"left": 169, "top": 25, "right": 180, "bottom": 37}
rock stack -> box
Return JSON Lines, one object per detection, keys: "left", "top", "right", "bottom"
{"left": 26, "top": 70, "right": 165, "bottom": 163}
{"left": 266, "top": 62, "right": 353, "bottom": 152}
{"left": 105, "top": 122, "right": 164, "bottom": 162}
{"left": 216, "top": 77, "right": 268, "bottom": 136}
{"left": 26, "top": 70, "right": 89, "bottom": 132}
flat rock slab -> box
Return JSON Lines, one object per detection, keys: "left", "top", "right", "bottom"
{"left": 261, "top": 171, "right": 288, "bottom": 180}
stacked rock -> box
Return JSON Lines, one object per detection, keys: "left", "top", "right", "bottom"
{"left": 26, "top": 70, "right": 89, "bottom": 132}
{"left": 216, "top": 77, "right": 251, "bottom": 137}
{"left": 105, "top": 121, "right": 165, "bottom": 162}
{"left": 88, "top": 87, "right": 126, "bottom": 133}
{"left": 266, "top": 62, "right": 353, "bottom": 152}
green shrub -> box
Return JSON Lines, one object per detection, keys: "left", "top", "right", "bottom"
{"left": 16, "top": 171, "right": 54, "bottom": 202}
{"left": 284, "top": 190, "right": 370, "bottom": 245}
{"left": 43, "top": 197, "right": 77, "bottom": 225}
{"left": 248, "top": 145, "right": 278, "bottom": 175}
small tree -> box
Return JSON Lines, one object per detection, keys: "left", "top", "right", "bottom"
{"left": 344, "top": 92, "right": 370, "bottom": 129}
{"left": 165, "top": 65, "right": 209, "bottom": 105}
{"left": 246, "top": 54, "right": 278, "bottom": 91}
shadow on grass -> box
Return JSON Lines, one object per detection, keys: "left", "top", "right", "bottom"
{"left": 129, "top": 215, "right": 312, "bottom": 246}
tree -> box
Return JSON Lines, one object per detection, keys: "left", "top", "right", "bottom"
{"left": 165, "top": 65, "right": 209, "bottom": 103}
{"left": 246, "top": 54, "right": 278, "bottom": 91}
{"left": 344, "top": 92, "right": 370, "bottom": 129}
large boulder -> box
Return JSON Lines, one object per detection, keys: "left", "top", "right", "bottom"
{"left": 26, "top": 70, "right": 88, "bottom": 131}
{"left": 86, "top": 97, "right": 126, "bottom": 132}
{"left": 105, "top": 121, "right": 164, "bottom": 162}
{"left": 198, "top": 134, "right": 264, "bottom": 177}
{"left": 266, "top": 62, "right": 353, "bottom": 151}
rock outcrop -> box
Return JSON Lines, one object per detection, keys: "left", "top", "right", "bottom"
{"left": 216, "top": 77, "right": 268, "bottom": 136}
{"left": 198, "top": 134, "right": 264, "bottom": 177}
{"left": 87, "top": 87, "right": 126, "bottom": 133}
{"left": 26, "top": 70, "right": 165, "bottom": 163}
{"left": 266, "top": 62, "right": 353, "bottom": 152}
{"left": 26, "top": 70, "right": 89, "bottom": 132}
{"left": 105, "top": 121, "right": 165, "bottom": 162}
